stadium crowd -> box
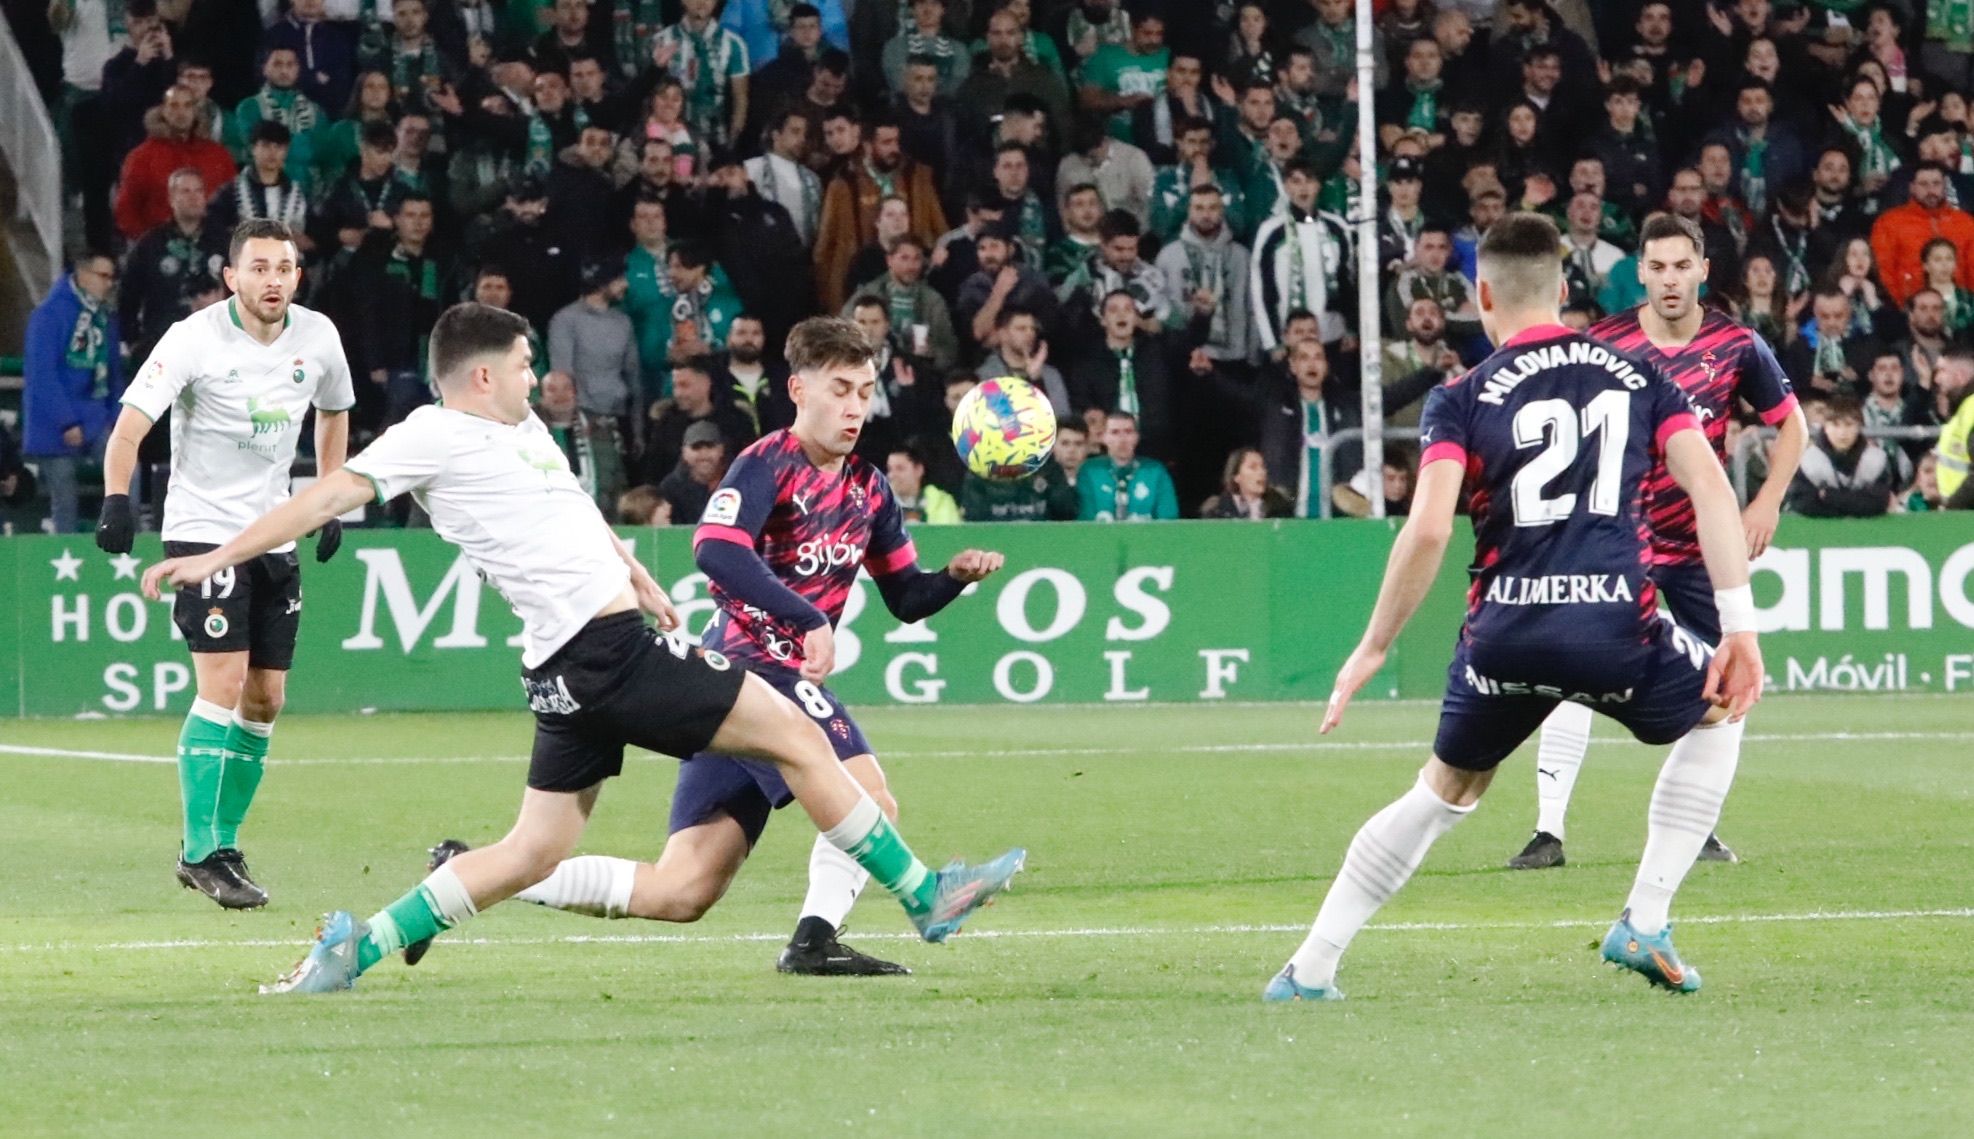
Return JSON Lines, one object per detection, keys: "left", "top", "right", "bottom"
{"left": 10, "top": 0, "right": 1974, "bottom": 530}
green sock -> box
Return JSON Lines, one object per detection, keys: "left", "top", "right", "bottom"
{"left": 826, "top": 799, "right": 938, "bottom": 917}
{"left": 176, "top": 702, "right": 233, "bottom": 863}
{"left": 355, "top": 867, "right": 478, "bottom": 973}
{"left": 216, "top": 716, "right": 271, "bottom": 851}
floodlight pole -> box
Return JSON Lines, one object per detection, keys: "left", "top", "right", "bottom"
{"left": 1354, "top": 0, "right": 1385, "bottom": 518}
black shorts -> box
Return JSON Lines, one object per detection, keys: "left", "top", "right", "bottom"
{"left": 1651, "top": 561, "right": 1719, "bottom": 644}
{"left": 668, "top": 669, "right": 873, "bottom": 846}
{"left": 523, "top": 612, "right": 749, "bottom": 793}
{"left": 166, "top": 541, "right": 302, "bottom": 670}
{"left": 1433, "top": 619, "right": 1716, "bottom": 772}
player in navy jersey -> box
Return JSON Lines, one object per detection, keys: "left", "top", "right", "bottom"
{"left": 1265, "top": 215, "right": 1764, "bottom": 1002}
{"left": 1508, "top": 215, "right": 1808, "bottom": 872}
{"left": 416, "top": 316, "right": 1011, "bottom": 977}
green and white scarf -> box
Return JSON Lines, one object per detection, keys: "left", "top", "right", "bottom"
{"left": 66, "top": 277, "right": 112, "bottom": 400}
{"left": 1930, "top": 0, "right": 1974, "bottom": 52}
{"left": 887, "top": 281, "right": 920, "bottom": 338}
{"left": 1180, "top": 239, "right": 1230, "bottom": 347}
{"left": 865, "top": 159, "right": 898, "bottom": 200}
{"left": 1843, "top": 115, "right": 1901, "bottom": 182}
{"left": 1405, "top": 79, "right": 1441, "bottom": 133}
{"left": 1113, "top": 349, "right": 1138, "bottom": 416}
{"left": 524, "top": 112, "right": 554, "bottom": 176}
{"left": 1067, "top": 8, "right": 1131, "bottom": 51}
{"left": 1739, "top": 129, "right": 1769, "bottom": 216}
{"left": 254, "top": 85, "right": 319, "bottom": 135}
{"left": 613, "top": 0, "right": 666, "bottom": 80}
{"left": 1299, "top": 399, "right": 1328, "bottom": 518}
{"left": 758, "top": 153, "right": 820, "bottom": 237}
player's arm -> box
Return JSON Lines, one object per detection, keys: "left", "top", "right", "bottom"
{"left": 1665, "top": 427, "right": 1764, "bottom": 720}
{"left": 1320, "top": 457, "right": 1463, "bottom": 734}
{"left": 864, "top": 477, "right": 1003, "bottom": 622}
{"left": 98, "top": 324, "right": 194, "bottom": 553}
{"left": 692, "top": 457, "right": 833, "bottom": 677}
{"left": 1740, "top": 337, "right": 1809, "bottom": 558}
{"left": 141, "top": 470, "right": 375, "bottom": 600}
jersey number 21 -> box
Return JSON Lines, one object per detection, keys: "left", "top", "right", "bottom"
{"left": 1510, "top": 390, "right": 1630, "bottom": 527}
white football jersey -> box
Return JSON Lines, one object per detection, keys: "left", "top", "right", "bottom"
{"left": 121, "top": 298, "right": 356, "bottom": 551}
{"left": 345, "top": 406, "right": 630, "bottom": 667}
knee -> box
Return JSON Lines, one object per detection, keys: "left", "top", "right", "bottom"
{"left": 239, "top": 689, "right": 284, "bottom": 723}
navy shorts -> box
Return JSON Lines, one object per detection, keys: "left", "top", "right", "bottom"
{"left": 1651, "top": 561, "right": 1719, "bottom": 644}
{"left": 1433, "top": 619, "right": 1716, "bottom": 772}
{"left": 667, "top": 668, "right": 873, "bottom": 845}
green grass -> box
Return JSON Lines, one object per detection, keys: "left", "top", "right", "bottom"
{"left": 2, "top": 696, "right": 1970, "bottom": 1137}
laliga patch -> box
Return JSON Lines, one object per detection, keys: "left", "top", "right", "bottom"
{"left": 704, "top": 488, "right": 742, "bottom": 526}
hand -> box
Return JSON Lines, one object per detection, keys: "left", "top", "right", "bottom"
{"left": 1075, "top": 29, "right": 1097, "bottom": 59}
{"left": 95, "top": 493, "right": 135, "bottom": 554}
{"left": 1521, "top": 172, "right": 1557, "bottom": 207}
{"left": 1684, "top": 58, "right": 1705, "bottom": 89}
{"left": 1339, "top": 333, "right": 1358, "bottom": 355}
{"left": 1742, "top": 498, "right": 1780, "bottom": 559}
{"left": 1320, "top": 642, "right": 1387, "bottom": 734}
{"left": 1908, "top": 100, "right": 1939, "bottom": 129}
{"left": 800, "top": 623, "right": 835, "bottom": 684}
{"left": 633, "top": 571, "right": 679, "bottom": 630}
{"left": 1191, "top": 287, "right": 1216, "bottom": 315}
{"left": 62, "top": 425, "right": 84, "bottom": 448}
{"left": 142, "top": 551, "right": 228, "bottom": 601}
{"left": 1210, "top": 74, "right": 1236, "bottom": 105}
{"left": 370, "top": 368, "right": 387, "bottom": 385}
{"left": 1910, "top": 344, "right": 1935, "bottom": 386}
{"left": 1434, "top": 346, "right": 1462, "bottom": 372}
{"left": 1787, "top": 291, "right": 1811, "bottom": 320}
{"left": 1704, "top": 631, "right": 1765, "bottom": 721}
{"left": 944, "top": 549, "right": 1005, "bottom": 584}
{"left": 653, "top": 39, "right": 678, "bottom": 70}
{"left": 0, "top": 473, "right": 15, "bottom": 498}
{"left": 313, "top": 517, "right": 343, "bottom": 563}
{"left": 1828, "top": 103, "right": 1854, "bottom": 128}
{"left": 429, "top": 83, "right": 463, "bottom": 117}
{"left": 1028, "top": 339, "right": 1049, "bottom": 377}
{"left": 930, "top": 243, "right": 949, "bottom": 268}
{"left": 995, "top": 265, "right": 1020, "bottom": 293}
{"left": 1708, "top": 4, "right": 1734, "bottom": 37}
{"left": 1188, "top": 347, "right": 1212, "bottom": 374}
{"left": 895, "top": 359, "right": 916, "bottom": 387}
{"left": 1596, "top": 58, "right": 1612, "bottom": 85}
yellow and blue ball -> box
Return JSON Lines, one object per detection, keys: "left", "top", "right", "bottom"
{"left": 952, "top": 376, "right": 1058, "bottom": 481}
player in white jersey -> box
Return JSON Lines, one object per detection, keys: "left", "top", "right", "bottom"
{"left": 139, "top": 307, "right": 1024, "bottom": 994}
{"left": 96, "top": 219, "right": 354, "bottom": 910}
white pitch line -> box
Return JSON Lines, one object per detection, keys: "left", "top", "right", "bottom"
{"left": 3, "top": 907, "right": 1970, "bottom": 956}
{"left": 3, "top": 729, "right": 1972, "bottom": 767}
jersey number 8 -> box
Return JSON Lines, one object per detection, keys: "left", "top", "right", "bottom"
{"left": 793, "top": 681, "right": 834, "bottom": 720}
{"left": 1510, "top": 390, "right": 1630, "bottom": 527}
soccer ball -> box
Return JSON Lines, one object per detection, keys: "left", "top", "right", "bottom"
{"left": 951, "top": 376, "right": 1058, "bottom": 481}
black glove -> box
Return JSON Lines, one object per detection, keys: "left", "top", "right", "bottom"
{"left": 314, "top": 517, "right": 343, "bottom": 563}
{"left": 95, "top": 493, "right": 135, "bottom": 553}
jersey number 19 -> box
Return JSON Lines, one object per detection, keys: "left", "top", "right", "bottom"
{"left": 1511, "top": 390, "right": 1630, "bottom": 527}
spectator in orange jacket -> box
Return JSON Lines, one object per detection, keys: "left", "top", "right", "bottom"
{"left": 1870, "top": 163, "right": 1974, "bottom": 309}
{"left": 113, "top": 85, "right": 235, "bottom": 242}
{"left": 812, "top": 113, "right": 949, "bottom": 312}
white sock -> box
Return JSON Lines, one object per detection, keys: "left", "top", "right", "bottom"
{"left": 1286, "top": 775, "right": 1475, "bottom": 987}
{"left": 1534, "top": 701, "right": 1593, "bottom": 840}
{"left": 515, "top": 855, "right": 638, "bottom": 918}
{"left": 798, "top": 832, "right": 870, "bottom": 929}
{"left": 230, "top": 712, "right": 275, "bottom": 738}
{"left": 1626, "top": 718, "right": 1744, "bottom": 936}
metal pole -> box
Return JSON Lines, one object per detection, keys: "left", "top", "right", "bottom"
{"left": 1354, "top": 0, "right": 1385, "bottom": 518}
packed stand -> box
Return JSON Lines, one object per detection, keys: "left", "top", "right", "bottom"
{"left": 17, "top": 0, "right": 1974, "bottom": 530}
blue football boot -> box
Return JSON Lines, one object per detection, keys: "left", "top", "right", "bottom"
{"left": 912, "top": 849, "right": 1025, "bottom": 943}
{"left": 260, "top": 910, "right": 365, "bottom": 995}
{"left": 1601, "top": 909, "right": 1702, "bottom": 993}
{"left": 1262, "top": 965, "right": 1345, "bottom": 1003}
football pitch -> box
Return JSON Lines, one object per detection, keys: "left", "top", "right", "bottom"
{"left": 2, "top": 695, "right": 1970, "bottom": 1137}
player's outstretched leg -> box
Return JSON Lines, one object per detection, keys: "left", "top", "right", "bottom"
{"left": 1266, "top": 765, "right": 1480, "bottom": 1002}
{"left": 713, "top": 674, "right": 1023, "bottom": 943}
{"left": 264, "top": 787, "right": 592, "bottom": 994}
{"left": 1509, "top": 702, "right": 1593, "bottom": 870}
{"left": 403, "top": 839, "right": 469, "bottom": 966}
{"left": 1601, "top": 717, "right": 1745, "bottom": 993}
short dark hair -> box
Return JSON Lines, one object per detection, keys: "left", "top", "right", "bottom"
{"left": 673, "top": 353, "right": 716, "bottom": 378}
{"left": 229, "top": 218, "right": 299, "bottom": 264}
{"left": 1824, "top": 394, "right": 1865, "bottom": 424}
{"left": 996, "top": 303, "right": 1036, "bottom": 328}
{"left": 392, "top": 190, "right": 434, "bottom": 215}
{"left": 473, "top": 263, "right": 510, "bottom": 286}
{"left": 1638, "top": 213, "right": 1706, "bottom": 257}
{"left": 1063, "top": 181, "right": 1101, "bottom": 202}
{"left": 814, "top": 47, "right": 850, "bottom": 76}
{"left": 1056, "top": 418, "right": 1088, "bottom": 439}
{"left": 786, "top": 315, "right": 878, "bottom": 375}
{"left": 361, "top": 120, "right": 398, "bottom": 150}
{"left": 1604, "top": 75, "right": 1643, "bottom": 100}
{"left": 850, "top": 293, "right": 887, "bottom": 317}
{"left": 1475, "top": 211, "right": 1563, "bottom": 306}
{"left": 788, "top": 2, "right": 821, "bottom": 20}
{"left": 667, "top": 239, "right": 711, "bottom": 271}
{"left": 248, "top": 120, "right": 292, "bottom": 147}
{"left": 1097, "top": 209, "right": 1141, "bottom": 242}
{"left": 429, "top": 302, "right": 530, "bottom": 384}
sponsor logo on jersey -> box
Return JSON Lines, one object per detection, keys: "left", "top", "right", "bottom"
{"left": 523, "top": 674, "right": 582, "bottom": 715}
{"left": 203, "top": 608, "right": 229, "bottom": 638}
{"left": 794, "top": 538, "right": 864, "bottom": 576}
{"left": 246, "top": 397, "right": 292, "bottom": 436}
{"left": 704, "top": 488, "right": 742, "bottom": 526}
{"left": 1483, "top": 573, "right": 1636, "bottom": 606}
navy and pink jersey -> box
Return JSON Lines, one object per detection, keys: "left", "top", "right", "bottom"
{"left": 692, "top": 431, "right": 917, "bottom": 671}
{"left": 1419, "top": 324, "right": 1703, "bottom": 647}
{"left": 1589, "top": 308, "right": 1798, "bottom": 566}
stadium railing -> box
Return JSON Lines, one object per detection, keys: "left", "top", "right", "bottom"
{"left": 0, "top": 20, "right": 61, "bottom": 304}
{"left": 1730, "top": 425, "right": 1941, "bottom": 501}
{"left": 1319, "top": 427, "right": 1420, "bottom": 519}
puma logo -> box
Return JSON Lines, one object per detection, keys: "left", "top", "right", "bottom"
{"left": 791, "top": 490, "right": 811, "bottom": 515}
{"left": 1538, "top": 766, "right": 1560, "bottom": 781}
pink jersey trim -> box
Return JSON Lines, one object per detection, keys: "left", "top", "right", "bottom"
{"left": 693, "top": 524, "right": 753, "bottom": 549}
{"left": 1421, "top": 441, "right": 1468, "bottom": 468}
{"left": 866, "top": 540, "right": 918, "bottom": 576}
{"left": 1655, "top": 411, "right": 1702, "bottom": 451}
{"left": 1759, "top": 392, "right": 1801, "bottom": 426}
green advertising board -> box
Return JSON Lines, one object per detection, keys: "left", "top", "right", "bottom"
{"left": 2, "top": 516, "right": 1971, "bottom": 718}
